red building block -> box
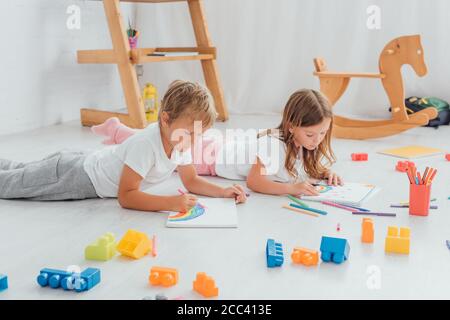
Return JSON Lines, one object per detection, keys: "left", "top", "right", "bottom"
{"left": 395, "top": 161, "right": 415, "bottom": 172}
{"left": 351, "top": 153, "right": 368, "bottom": 161}
{"left": 446, "top": 154, "right": 450, "bottom": 161}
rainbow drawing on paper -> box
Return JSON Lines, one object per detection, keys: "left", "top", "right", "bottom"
{"left": 168, "top": 203, "right": 205, "bottom": 222}
{"left": 315, "top": 185, "right": 333, "bottom": 193}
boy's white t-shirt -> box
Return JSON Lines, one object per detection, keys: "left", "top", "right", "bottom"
{"left": 213, "top": 134, "right": 308, "bottom": 183}
{"left": 83, "top": 122, "right": 192, "bottom": 198}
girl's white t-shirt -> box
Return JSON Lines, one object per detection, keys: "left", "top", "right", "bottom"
{"left": 83, "top": 122, "right": 192, "bottom": 198}
{"left": 213, "top": 134, "right": 307, "bottom": 183}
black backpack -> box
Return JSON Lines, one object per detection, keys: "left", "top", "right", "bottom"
{"left": 404, "top": 97, "right": 450, "bottom": 128}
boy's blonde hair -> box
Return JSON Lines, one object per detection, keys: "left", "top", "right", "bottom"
{"left": 159, "top": 80, "right": 217, "bottom": 128}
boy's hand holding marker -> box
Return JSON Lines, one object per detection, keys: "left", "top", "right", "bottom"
{"left": 173, "top": 191, "right": 198, "bottom": 213}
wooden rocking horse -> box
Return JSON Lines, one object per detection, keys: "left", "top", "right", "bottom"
{"left": 313, "top": 35, "right": 438, "bottom": 139}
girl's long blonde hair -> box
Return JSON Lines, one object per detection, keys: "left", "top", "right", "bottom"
{"left": 259, "top": 89, "right": 335, "bottom": 180}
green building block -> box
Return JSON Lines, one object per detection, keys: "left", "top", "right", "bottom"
{"left": 85, "top": 232, "right": 117, "bottom": 261}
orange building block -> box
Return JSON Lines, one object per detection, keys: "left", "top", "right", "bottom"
{"left": 149, "top": 266, "right": 178, "bottom": 287}
{"left": 361, "top": 218, "right": 374, "bottom": 243}
{"left": 116, "top": 229, "right": 152, "bottom": 259}
{"left": 291, "top": 248, "right": 319, "bottom": 266}
{"left": 193, "top": 272, "right": 218, "bottom": 298}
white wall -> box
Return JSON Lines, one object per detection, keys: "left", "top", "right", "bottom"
{"left": 0, "top": 0, "right": 136, "bottom": 135}
{"left": 136, "top": 0, "right": 450, "bottom": 119}
{"left": 1, "top": 0, "right": 449, "bottom": 135}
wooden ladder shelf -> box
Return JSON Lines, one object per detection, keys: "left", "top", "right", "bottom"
{"left": 77, "top": 0, "right": 228, "bottom": 129}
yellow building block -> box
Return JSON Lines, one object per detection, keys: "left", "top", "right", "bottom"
{"left": 385, "top": 226, "right": 410, "bottom": 254}
{"left": 85, "top": 232, "right": 117, "bottom": 261}
{"left": 117, "top": 229, "right": 152, "bottom": 259}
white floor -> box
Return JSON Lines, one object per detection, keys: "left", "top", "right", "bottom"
{"left": 0, "top": 115, "right": 449, "bottom": 300}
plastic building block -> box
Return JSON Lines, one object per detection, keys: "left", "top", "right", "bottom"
{"left": 149, "top": 266, "right": 178, "bottom": 287}
{"left": 385, "top": 226, "right": 410, "bottom": 254}
{"left": 117, "top": 229, "right": 152, "bottom": 259}
{"left": 320, "top": 236, "right": 350, "bottom": 264}
{"left": 446, "top": 154, "right": 450, "bottom": 161}
{"left": 395, "top": 160, "right": 415, "bottom": 172}
{"left": 193, "top": 272, "right": 218, "bottom": 298}
{"left": 361, "top": 218, "right": 374, "bottom": 243}
{"left": 446, "top": 240, "right": 450, "bottom": 250}
{"left": 291, "top": 248, "right": 319, "bottom": 266}
{"left": 85, "top": 232, "right": 117, "bottom": 261}
{"left": 0, "top": 274, "right": 8, "bottom": 291}
{"left": 351, "top": 153, "right": 368, "bottom": 161}
{"left": 266, "top": 239, "right": 284, "bottom": 268}
{"left": 37, "top": 267, "right": 101, "bottom": 292}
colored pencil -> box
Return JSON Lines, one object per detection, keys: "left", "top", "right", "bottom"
{"left": 352, "top": 211, "right": 396, "bottom": 217}
{"left": 405, "top": 168, "right": 414, "bottom": 184}
{"left": 390, "top": 204, "right": 437, "bottom": 209}
{"left": 282, "top": 204, "right": 319, "bottom": 217}
{"left": 422, "top": 167, "right": 430, "bottom": 184}
{"left": 424, "top": 168, "right": 434, "bottom": 185}
{"left": 289, "top": 203, "right": 328, "bottom": 215}
{"left": 398, "top": 198, "right": 436, "bottom": 205}
{"left": 287, "top": 195, "right": 309, "bottom": 207}
{"left": 427, "top": 169, "right": 437, "bottom": 184}
{"left": 340, "top": 204, "right": 371, "bottom": 212}
{"left": 321, "top": 201, "right": 355, "bottom": 212}
{"left": 417, "top": 172, "right": 422, "bottom": 185}
{"left": 151, "top": 235, "right": 157, "bottom": 257}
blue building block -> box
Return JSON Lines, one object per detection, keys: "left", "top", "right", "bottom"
{"left": 80, "top": 268, "right": 101, "bottom": 291}
{"left": 320, "top": 236, "right": 350, "bottom": 264}
{"left": 37, "top": 267, "right": 101, "bottom": 292}
{"left": 266, "top": 239, "right": 284, "bottom": 268}
{"left": 0, "top": 274, "right": 8, "bottom": 291}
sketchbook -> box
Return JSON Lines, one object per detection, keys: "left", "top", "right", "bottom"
{"left": 166, "top": 198, "right": 237, "bottom": 228}
{"left": 377, "top": 145, "right": 444, "bottom": 159}
{"left": 300, "top": 182, "right": 379, "bottom": 207}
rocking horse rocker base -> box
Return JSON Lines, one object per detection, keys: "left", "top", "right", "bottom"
{"left": 314, "top": 35, "right": 438, "bottom": 140}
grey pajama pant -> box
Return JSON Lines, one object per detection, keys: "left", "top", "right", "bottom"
{"left": 0, "top": 151, "right": 98, "bottom": 201}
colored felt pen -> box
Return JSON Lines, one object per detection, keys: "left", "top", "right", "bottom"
{"left": 289, "top": 203, "right": 328, "bottom": 215}
{"left": 282, "top": 204, "right": 319, "bottom": 217}
{"left": 151, "top": 235, "right": 157, "bottom": 257}
{"left": 352, "top": 211, "right": 396, "bottom": 217}
{"left": 339, "top": 203, "right": 371, "bottom": 212}
{"left": 288, "top": 195, "right": 309, "bottom": 208}
{"left": 321, "top": 201, "right": 354, "bottom": 212}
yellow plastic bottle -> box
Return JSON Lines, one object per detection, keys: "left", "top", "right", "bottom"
{"left": 142, "top": 83, "right": 158, "bottom": 123}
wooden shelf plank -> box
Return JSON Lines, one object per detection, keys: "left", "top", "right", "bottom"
{"left": 77, "top": 50, "right": 117, "bottom": 64}
{"left": 78, "top": 47, "right": 216, "bottom": 64}
{"left": 133, "top": 53, "right": 214, "bottom": 63}
{"left": 314, "top": 71, "right": 385, "bottom": 79}
{"left": 80, "top": 108, "right": 145, "bottom": 128}
{"left": 119, "top": 0, "right": 187, "bottom": 3}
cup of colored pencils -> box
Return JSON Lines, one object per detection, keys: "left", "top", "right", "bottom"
{"left": 406, "top": 165, "right": 436, "bottom": 216}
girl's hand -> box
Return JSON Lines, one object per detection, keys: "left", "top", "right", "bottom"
{"left": 325, "top": 172, "right": 344, "bottom": 186}
{"left": 171, "top": 194, "right": 198, "bottom": 212}
{"left": 222, "top": 184, "right": 247, "bottom": 204}
{"left": 288, "top": 181, "right": 319, "bottom": 196}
